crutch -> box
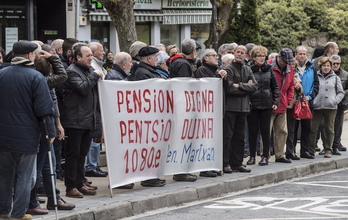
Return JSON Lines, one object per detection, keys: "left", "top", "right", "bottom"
{"left": 43, "top": 117, "right": 59, "bottom": 220}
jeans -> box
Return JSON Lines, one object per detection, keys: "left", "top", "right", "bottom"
{"left": 0, "top": 152, "right": 36, "bottom": 218}
{"left": 85, "top": 140, "right": 101, "bottom": 172}
{"left": 29, "top": 140, "right": 61, "bottom": 208}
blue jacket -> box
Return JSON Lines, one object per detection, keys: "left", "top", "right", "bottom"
{"left": 296, "top": 60, "right": 319, "bottom": 101}
{"left": 0, "top": 62, "right": 55, "bottom": 154}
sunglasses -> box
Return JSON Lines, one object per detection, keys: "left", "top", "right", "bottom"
{"left": 333, "top": 63, "right": 341, "bottom": 65}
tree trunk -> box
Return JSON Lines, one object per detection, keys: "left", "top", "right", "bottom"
{"left": 97, "top": 0, "right": 137, "bottom": 52}
{"left": 205, "top": 0, "right": 235, "bottom": 49}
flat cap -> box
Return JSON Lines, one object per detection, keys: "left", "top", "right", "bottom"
{"left": 279, "top": 48, "right": 295, "bottom": 65}
{"left": 138, "top": 46, "right": 159, "bottom": 57}
{"left": 13, "top": 41, "right": 38, "bottom": 54}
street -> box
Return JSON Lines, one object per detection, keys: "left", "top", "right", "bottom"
{"left": 123, "top": 168, "right": 348, "bottom": 220}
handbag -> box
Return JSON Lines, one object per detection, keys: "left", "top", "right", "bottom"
{"left": 291, "top": 100, "right": 313, "bottom": 119}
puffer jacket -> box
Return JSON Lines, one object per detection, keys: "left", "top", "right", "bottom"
{"left": 61, "top": 60, "right": 100, "bottom": 129}
{"left": 267, "top": 57, "right": 295, "bottom": 113}
{"left": 223, "top": 61, "right": 258, "bottom": 112}
{"left": 249, "top": 62, "right": 279, "bottom": 109}
{"left": 312, "top": 70, "right": 344, "bottom": 110}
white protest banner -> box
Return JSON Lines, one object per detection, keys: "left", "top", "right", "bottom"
{"left": 99, "top": 78, "right": 222, "bottom": 188}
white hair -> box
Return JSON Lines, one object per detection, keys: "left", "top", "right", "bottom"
{"left": 221, "top": 54, "right": 234, "bottom": 63}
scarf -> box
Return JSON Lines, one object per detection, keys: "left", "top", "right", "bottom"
{"left": 11, "top": 57, "right": 35, "bottom": 68}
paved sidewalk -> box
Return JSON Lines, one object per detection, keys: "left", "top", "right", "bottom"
{"left": 36, "top": 120, "right": 348, "bottom": 220}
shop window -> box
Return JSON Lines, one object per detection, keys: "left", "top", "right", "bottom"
{"left": 191, "top": 24, "right": 209, "bottom": 50}
{"left": 136, "top": 23, "right": 150, "bottom": 45}
{"left": 160, "top": 24, "right": 180, "bottom": 48}
{"left": 91, "top": 21, "right": 110, "bottom": 52}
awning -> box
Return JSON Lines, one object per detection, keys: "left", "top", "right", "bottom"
{"left": 162, "top": 10, "right": 212, "bottom": 25}
{"left": 89, "top": 10, "right": 212, "bottom": 24}
{"left": 89, "top": 11, "right": 163, "bottom": 22}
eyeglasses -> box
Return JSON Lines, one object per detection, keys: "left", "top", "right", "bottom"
{"left": 255, "top": 55, "right": 266, "bottom": 58}
{"left": 207, "top": 54, "right": 219, "bottom": 58}
{"left": 333, "top": 63, "right": 341, "bottom": 65}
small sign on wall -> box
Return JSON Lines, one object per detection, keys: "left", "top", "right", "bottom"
{"left": 5, "top": 27, "right": 18, "bottom": 54}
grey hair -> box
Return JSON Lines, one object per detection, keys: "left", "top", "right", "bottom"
{"left": 156, "top": 51, "right": 169, "bottom": 65}
{"left": 218, "top": 43, "right": 235, "bottom": 55}
{"left": 201, "top": 49, "right": 215, "bottom": 62}
{"left": 221, "top": 54, "right": 234, "bottom": 63}
{"left": 113, "top": 52, "right": 130, "bottom": 66}
{"left": 181, "top": 39, "right": 196, "bottom": 55}
{"left": 331, "top": 54, "right": 341, "bottom": 61}
{"left": 295, "top": 45, "right": 307, "bottom": 54}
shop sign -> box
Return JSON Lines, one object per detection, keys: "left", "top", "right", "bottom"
{"left": 44, "top": 30, "right": 58, "bottom": 35}
{"left": 162, "top": 0, "right": 212, "bottom": 8}
{"left": 5, "top": 27, "right": 18, "bottom": 54}
{"left": 134, "top": 0, "right": 161, "bottom": 10}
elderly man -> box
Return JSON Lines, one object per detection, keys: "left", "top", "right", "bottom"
{"left": 84, "top": 42, "right": 108, "bottom": 178}
{"left": 105, "top": 52, "right": 133, "bottom": 80}
{"left": 223, "top": 45, "right": 258, "bottom": 173}
{"left": 221, "top": 54, "right": 234, "bottom": 68}
{"left": 61, "top": 43, "right": 103, "bottom": 198}
{"left": 218, "top": 43, "right": 235, "bottom": 56}
{"left": 331, "top": 55, "right": 348, "bottom": 154}
{"left": 286, "top": 46, "right": 319, "bottom": 160}
{"left": 0, "top": 41, "right": 56, "bottom": 220}
{"left": 313, "top": 42, "right": 340, "bottom": 72}
{"left": 131, "top": 46, "right": 166, "bottom": 187}
{"left": 51, "top": 39, "right": 64, "bottom": 56}
{"left": 267, "top": 48, "right": 295, "bottom": 163}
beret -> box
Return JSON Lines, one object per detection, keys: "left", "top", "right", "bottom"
{"left": 13, "top": 41, "right": 38, "bottom": 54}
{"left": 138, "top": 46, "right": 159, "bottom": 57}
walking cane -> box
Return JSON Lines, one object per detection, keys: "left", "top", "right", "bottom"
{"left": 43, "top": 117, "right": 59, "bottom": 220}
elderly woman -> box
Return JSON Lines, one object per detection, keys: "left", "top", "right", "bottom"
{"left": 166, "top": 44, "right": 180, "bottom": 57}
{"left": 308, "top": 57, "right": 344, "bottom": 158}
{"left": 246, "top": 46, "right": 279, "bottom": 166}
{"left": 155, "top": 51, "right": 170, "bottom": 78}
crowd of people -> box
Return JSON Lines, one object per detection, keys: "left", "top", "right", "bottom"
{"left": 0, "top": 38, "right": 347, "bottom": 220}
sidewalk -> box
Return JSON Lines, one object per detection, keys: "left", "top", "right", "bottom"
{"left": 36, "top": 119, "right": 348, "bottom": 220}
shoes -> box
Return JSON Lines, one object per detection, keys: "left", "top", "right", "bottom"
{"left": 85, "top": 169, "right": 107, "bottom": 177}
{"left": 275, "top": 157, "right": 292, "bottom": 163}
{"left": 0, "top": 214, "right": 9, "bottom": 218}
{"left": 212, "top": 170, "right": 223, "bottom": 176}
{"left": 96, "top": 166, "right": 108, "bottom": 175}
{"left": 286, "top": 153, "right": 301, "bottom": 160}
{"left": 78, "top": 186, "right": 97, "bottom": 195}
{"left": 332, "top": 148, "right": 342, "bottom": 155}
{"left": 47, "top": 198, "right": 75, "bottom": 210}
{"left": 319, "top": 148, "right": 325, "bottom": 155}
{"left": 223, "top": 165, "right": 233, "bottom": 174}
{"left": 37, "top": 197, "right": 45, "bottom": 204}
{"left": 246, "top": 157, "right": 255, "bottom": 165}
{"left": 315, "top": 146, "right": 321, "bottom": 152}
{"left": 84, "top": 181, "right": 98, "bottom": 190}
{"left": 141, "top": 178, "right": 166, "bottom": 187}
{"left": 232, "top": 166, "right": 251, "bottom": 173}
{"left": 10, "top": 214, "right": 32, "bottom": 220}
{"left": 324, "top": 151, "right": 332, "bottom": 158}
{"left": 270, "top": 148, "right": 274, "bottom": 156}
{"left": 26, "top": 206, "right": 49, "bottom": 215}
{"left": 338, "top": 145, "right": 347, "bottom": 151}
{"left": 173, "top": 174, "right": 197, "bottom": 182}
{"left": 300, "top": 152, "right": 315, "bottom": 159}
{"left": 66, "top": 188, "right": 84, "bottom": 198}
{"left": 115, "top": 183, "right": 135, "bottom": 189}
{"left": 199, "top": 171, "right": 218, "bottom": 177}
{"left": 258, "top": 157, "right": 268, "bottom": 166}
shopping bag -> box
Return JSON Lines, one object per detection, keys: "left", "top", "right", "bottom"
{"left": 291, "top": 101, "right": 312, "bottom": 119}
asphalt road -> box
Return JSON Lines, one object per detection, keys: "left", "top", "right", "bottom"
{"left": 124, "top": 168, "right": 348, "bottom": 220}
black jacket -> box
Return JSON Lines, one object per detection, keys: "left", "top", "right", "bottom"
{"left": 61, "top": 60, "right": 100, "bottom": 129}
{"left": 105, "top": 64, "right": 129, "bottom": 81}
{"left": 249, "top": 62, "right": 279, "bottom": 109}
{"left": 169, "top": 54, "right": 193, "bottom": 78}
{"left": 194, "top": 62, "right": 221, "bottom": 78}
{"left": 132, "top": 62, "right": 165, "bottom": 81}
{"left": 223, "top": 61, "right": 258, "bottom": 112}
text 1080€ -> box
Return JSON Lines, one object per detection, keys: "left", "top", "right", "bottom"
{"left": 124, "top": 147, "right": 161, "bottom": 173}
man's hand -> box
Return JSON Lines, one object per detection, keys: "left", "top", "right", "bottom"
{"left": 233, "top": 83, "right": 240, "bottom": 88}
{"left": 218, "top": 70, "right": 227, "bottom": 79}
{"left": 56, "top": 124, "right": 65, "bottom": 140}
{"left": 272, "top": 105, "right": 278, "bottom": 110}
{"left": 248, "top": 80, "right": 253, "bottom": 84}
{"left": 49, "top": 137, "right": 55, "bottom": 143}
{"left": 95, "top": 70, "right": 103, "bottom": 80}
{"left": 39, "top": 50, "right": 52, "bottom": 59}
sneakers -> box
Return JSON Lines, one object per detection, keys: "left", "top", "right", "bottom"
{"left": 10, "top": 214, "right": 33, "bottom": 220}
{"left": 140, "top": 178, "right": 166, "bottom": 187}
{"left": 173, "top": 174, "right": 197, "bottom": 182}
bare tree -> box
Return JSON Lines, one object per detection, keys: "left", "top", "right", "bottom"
{"left": 205, "top": 0, "right": 236, "bottom": 48}
{"left": 97, "top": 0, "right": 137, "bottom": 52}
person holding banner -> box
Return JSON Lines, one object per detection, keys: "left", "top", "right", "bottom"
{"left": 131, "top": 46, "right": 167, "bottom": 187}
{"left": 105, "top": 52, "right": 133, "bottom": 81}
{"left": 223, "top": 45, "right": 258, "bottom": 173}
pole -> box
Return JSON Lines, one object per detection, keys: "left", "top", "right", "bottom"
{"left": 212, "top": 0, "right": 218, "bottom": 51}
{"left": 43, "top": 117, "right": 59, "bottom": 220}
